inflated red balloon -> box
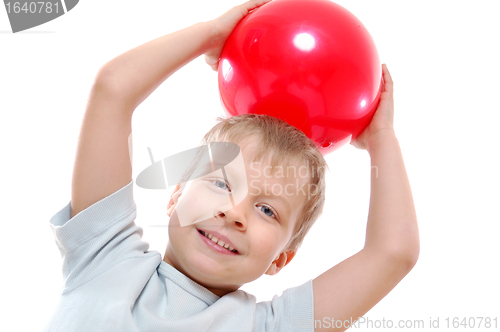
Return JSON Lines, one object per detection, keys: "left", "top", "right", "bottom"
{"left": 218, "top": 0, "right": 382, "bottom": 155}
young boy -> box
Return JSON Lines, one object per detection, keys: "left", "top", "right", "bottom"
{"left": 45, "top": 0, "right": 419, "bottom": 331}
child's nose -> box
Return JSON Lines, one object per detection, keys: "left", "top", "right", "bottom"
{"left": 214, "top": 208, "right": 247, "bottom": 230}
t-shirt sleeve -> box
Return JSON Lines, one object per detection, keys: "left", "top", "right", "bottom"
{"left": 254, "top": 279, "right": 315, "bottom": 332}
{"left": 49, "top": 180, "right": 151, "bottom": 291}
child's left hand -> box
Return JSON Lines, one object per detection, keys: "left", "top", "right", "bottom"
{"left": 204, "top": 0, "right": 273, "bottom": 71}
{"left": 350, "top": 64, "right": 395, "bottom": 150}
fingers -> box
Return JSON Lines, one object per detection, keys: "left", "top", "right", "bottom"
{"left": 242, "top": 0, "right": 272, "bottom": 12}
{"left": 205, "top": 54, "right": 219, "bottom": 71}
{"left": 247, "top": 0, "right": 273, "bottom": 6}
{"left": 382, "top": 64, "right": 393, "bottom": 95}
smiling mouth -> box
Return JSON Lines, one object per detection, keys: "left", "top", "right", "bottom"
{"left": 198, "top": 230, "right": 239, "bottom": 254}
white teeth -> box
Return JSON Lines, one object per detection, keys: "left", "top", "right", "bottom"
{"left": 202, "top": 231, "right": 236, "bottom": 252}
{"left": 212, "top": 237, "right": 227, "bottom": 248}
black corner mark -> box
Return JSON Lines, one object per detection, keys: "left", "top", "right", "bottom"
{"left": 64, "top": 0, "right": 77, "bottom": 11}
{"left": 4, "top": 0, "right": 79, "bottom": 33}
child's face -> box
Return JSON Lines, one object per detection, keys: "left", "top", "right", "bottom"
{"left": 163, "top": 139, "right": 310, "bottom": 297}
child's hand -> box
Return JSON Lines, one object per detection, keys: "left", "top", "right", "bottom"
{"left": 204, "top": 0, "right": 273, "bottom": 71}
{"left": 350, "top": 64, "right": 395, "bottom": 150}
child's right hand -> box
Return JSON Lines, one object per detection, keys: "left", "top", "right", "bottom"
{"left": 350, "top": 64, "right": 395, "bottom": 151}
{"left": 204, "top": 0, "right": 272, "bottom": 71}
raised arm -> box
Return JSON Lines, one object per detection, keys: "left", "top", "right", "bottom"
{"left": 70, "top": 23, "right": 213, "bottom": 219}
{"left": 70, "top": 0, "right": 271, "bottom": 219}
{"left": 312, "top": 65, "right": 420, "bottom": 331}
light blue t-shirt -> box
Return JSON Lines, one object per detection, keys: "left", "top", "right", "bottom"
{"left": 44, "top": 180, "right": 314, "bottom": 332}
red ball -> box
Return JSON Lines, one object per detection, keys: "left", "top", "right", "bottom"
{"left": 218, "top": 0, "right": 382, "bottom": 155}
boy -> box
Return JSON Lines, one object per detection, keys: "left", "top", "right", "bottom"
{"left": 45, "top": 0, "right": 419, "bottom": 331}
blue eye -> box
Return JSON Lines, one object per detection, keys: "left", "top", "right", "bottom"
{"left": 258, "top": 205, "right": 279, "bottom": 221}
{"left": 213, "top": 179, "right": 231, "bottom": 192}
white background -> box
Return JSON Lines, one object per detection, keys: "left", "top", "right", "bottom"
{"left": 1, "top": 0, "right": 499, "bottom": 331}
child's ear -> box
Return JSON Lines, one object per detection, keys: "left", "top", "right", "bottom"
{"left": 167, "top": 184, "right": 183, "bottom": 217}
{"left": 264, "top": 250, "right": 297, "bottom": 276}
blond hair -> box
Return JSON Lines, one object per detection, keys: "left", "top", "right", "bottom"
{"left": 180, "top": 113, "right": 328, "bottom": 253}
